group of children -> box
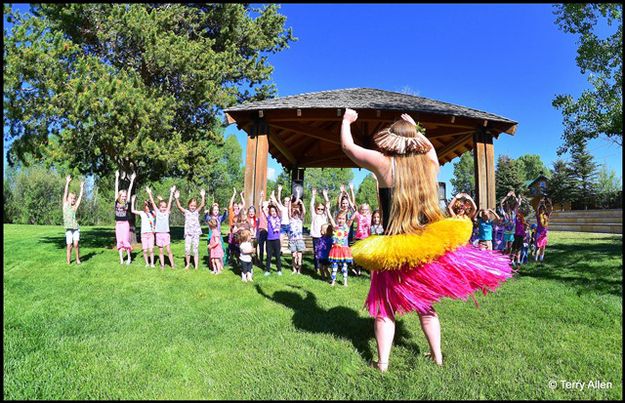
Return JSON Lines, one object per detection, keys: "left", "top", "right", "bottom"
{"left": 221, "top": 183, "right": 385, "bottom": 287}
{"left": 447, "top": 190, "right": 553, "bottom": 267}
{"left": 63, "top": 171, "right": 551, "bottom": 277}
{"left": 62, "top": 172, "right": 388, "bottom": 287}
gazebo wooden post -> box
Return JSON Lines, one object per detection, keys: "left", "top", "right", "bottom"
{"left": 473, "top": 129, "right": 496, "bottom": 210}
{"left": 243, "top": 122, "right": 269, "bottom": 209}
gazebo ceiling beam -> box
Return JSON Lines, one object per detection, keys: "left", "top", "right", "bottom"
{"left": 436, "top": 133, "right": 474, "bottom": 158}
{"left": 270, "top": 122, "right": 340, "bottom": 145}
{"left": 267, "top": 132, "right": 297, "bottom": 166}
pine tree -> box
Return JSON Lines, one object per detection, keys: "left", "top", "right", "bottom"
{"left": 569, "top": 142, "right": 598, "bottom": 209}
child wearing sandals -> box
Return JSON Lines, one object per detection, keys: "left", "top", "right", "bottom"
{"left": 238, "top": 229, "right": 254, "bottom": 282}
{"left": 146, "top": 185, "right": 176, "bottom": 270}
{"left": 62, "top": 175, "right": 84, "bottom": 265}
{"left": 114, "top": 170, "right": 135, "bottom": 265}
{"left": 174, "top": 188, "right": 206, "bottom": 271}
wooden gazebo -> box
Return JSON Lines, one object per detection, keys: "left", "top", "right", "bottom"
{"left": 224, "top": 88, "right": 517, "bottom": 209}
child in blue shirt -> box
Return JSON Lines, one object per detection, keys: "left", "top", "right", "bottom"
{"left": 477, "top": 209, "right": 500, "bottom": 250}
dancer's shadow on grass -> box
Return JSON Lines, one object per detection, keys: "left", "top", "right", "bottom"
{"left": 255, "top": 284, "right": 419, "bottom": 363}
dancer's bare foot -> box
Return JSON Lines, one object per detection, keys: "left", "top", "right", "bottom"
{"left": 424, "top": 352, "right": 443, "bottom": 366}
{"left": 370, "top": 361, "right": 388, "bottom": 372}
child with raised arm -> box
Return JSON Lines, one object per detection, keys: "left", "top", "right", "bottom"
{"left": 534, "top": 197, "right": 553, "bottom": 263}
{"left": 501, "top": 191, "right": 519, "bottom": 256}
{"left": 62, "top": 175, "right": 84, "bottom": 265}
{"left": 288, "top": 196, "right": 306, "bottom": 274}
{"left": 448, "top": 193, "right": 477, "bottom": 221}
{"left": 350, "top": 201, "right": 372, "bottom": 276}
{"left": 208, "top": 218, "right": 224, "bottom": 274}
{"left": 256, "top": 191, "right": 269, "bottom": 267}
{"left": 147, "top": 185, "right": 176, "bottom": 270}
{"left": 175, "top": 188, "right": 206, "bottom": 271}
{"left": 275, "top": 184, "right": 291, "bottom": 254}
{"left": 326, "top": 209, "right": 353, "bottom": 287}
{"left": 335, "top": 184, "right": 355, "bottom": 222}
{"left": 227, "top": 188, "right": 245, "bottom": 263}
{"left": 477, "top": 208, "right": 500, "bottom": 250}
{"left": 310, "top": 188, "right": 330, "bottom": 275}
{"left": 317, "top": 223, "right": 333, "bottom": 280}
{"left": 264, "top": 191, "right": 283, "bottom": 276}
{"left": 131, "top": 194, "right": 156, "bottom": 267}
{"left": 114, "top": 170, "right": 136, "bottom": 265}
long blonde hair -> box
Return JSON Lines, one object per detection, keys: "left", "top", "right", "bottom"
{"left": 374, "top": 120, "right": 444, "bottom": 235}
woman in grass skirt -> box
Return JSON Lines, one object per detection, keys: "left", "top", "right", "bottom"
{"left": 341, "top": 108, "right": 513, "bottom": 371}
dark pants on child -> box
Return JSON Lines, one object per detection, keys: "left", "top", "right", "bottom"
{"left": 257, "top": 229, "right": 268, "bottom": 265}
{"left": 241, "top": 260, "right": 252, "bottom": 274}
{"left": 265, "top": 239, "right": 282, "bottom": 273}
{"left": 312, "top": 237, "right": 321, "bottom": 270}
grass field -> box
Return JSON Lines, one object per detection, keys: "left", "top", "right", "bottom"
{"left": 3, "top": 224, "right": 622, "bottom": 399}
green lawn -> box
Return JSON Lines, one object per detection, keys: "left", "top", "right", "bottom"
{"left": 3, "top": 224, "right": 622, "bottom": 400}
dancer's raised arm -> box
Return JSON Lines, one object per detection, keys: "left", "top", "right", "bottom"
{"left": 341, "top": 109, "right": 387, "bottom": 175}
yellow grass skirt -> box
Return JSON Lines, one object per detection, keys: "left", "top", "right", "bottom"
{"left": 351, "top": 217, "right": 472, "bottom": 271}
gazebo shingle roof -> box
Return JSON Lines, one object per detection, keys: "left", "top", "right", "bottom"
{"left": 225, "top": 87, "right": 516, "bottom": 125}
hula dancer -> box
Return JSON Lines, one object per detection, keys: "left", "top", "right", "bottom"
{"left": 343, "top": 108, "right": 513, "bottom": 371}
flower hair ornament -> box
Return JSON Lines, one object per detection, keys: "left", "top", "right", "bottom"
{"left": 372, "top": 121, "right": 432, "bottom": 156}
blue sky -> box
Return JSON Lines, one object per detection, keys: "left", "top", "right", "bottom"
{"left": 5, "top": 4, "right": 622, "bottom": 198}
{"left": 225, "top": 3, "right": 622, "bottom": 197}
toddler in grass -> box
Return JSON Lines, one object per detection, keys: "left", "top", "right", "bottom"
{"left": 238, "top": 229, "right": 255, "bottom": 282}
{"left": 174, "top": 188, "right": 206, "bottom": 271}
{"left": 146, "top": 185, "right": 176, "bottom": 270}
{"left": 62, "top": 175, "right": 84, "bottom": 265}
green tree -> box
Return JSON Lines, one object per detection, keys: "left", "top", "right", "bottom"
{"left": 450, "top": 153, "right": 474, "bottom": 197}
{"left": 517, "top": 154, "right": 550, "bottom": 182}
{"left": 10, "top": 164, "right": 68, "bottom": 225}
{"left": 355, "top": 173, "right": 379, "bottom": 211}
{"left": 552, "top": 4, "right": 622, "bottom": 154}
{"left": 547, "top": 159, "right": 576, "bottom": 210}
{"left": 205, "top": 134, "right": 244, "bottom": 209}
{"left": 3, "top": 4, "right": 295, "bottom": 185}
{"left": 595, "top": 164, "right": 621, "bottom": 208}
{"left": 495, "top": 155, "right": 525, "bottom": 201}
{"left": 569, "top": 141, "right": 599, "bottom": 209}
{"left": 269, "top": 168, "right": 354, "bottom": 203}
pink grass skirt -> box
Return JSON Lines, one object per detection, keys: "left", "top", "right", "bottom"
{"left": 115, "top": 221, "right": 132, "bottom": 251}
{"left": 365, "top": 244, "right": 513, "bottom": 318}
